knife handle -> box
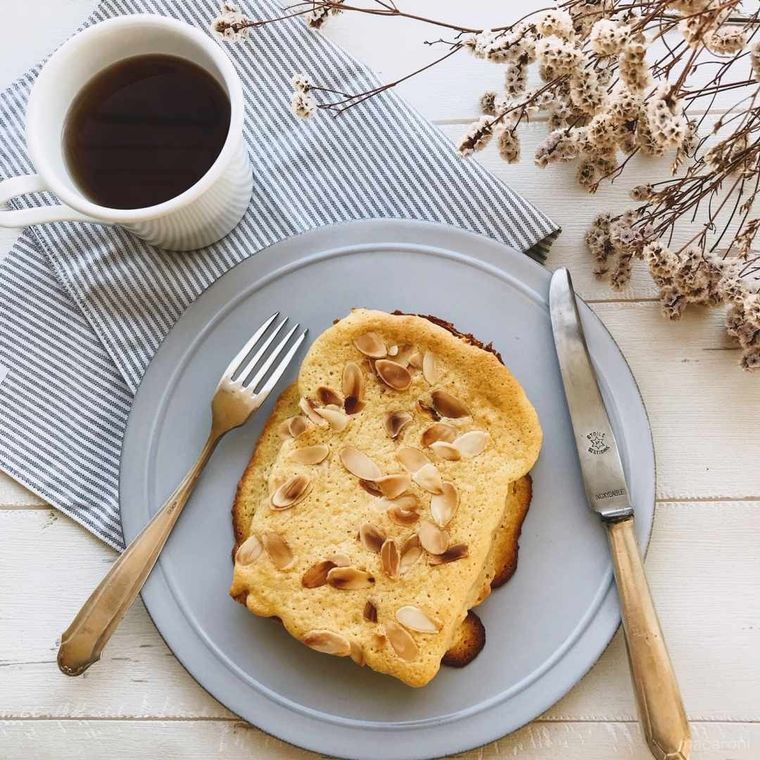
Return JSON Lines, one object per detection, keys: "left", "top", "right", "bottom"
{"left": 605, "top": 517, "right": 691, "bottom": 760}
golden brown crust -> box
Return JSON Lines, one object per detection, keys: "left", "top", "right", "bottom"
{"left": 490, "top": 474, "right": 533, "bottom": 588}
{"left": 441, "top": 611, "right": 486, "bottom": 667}
{"left": 231, "top": 383, "right": 301, "bottom": 554}
{"left": 391, "top": 311, "right": 504, "bottom": 364}
{"left": 441, "top": 474, "right": 533, "bottom": 667}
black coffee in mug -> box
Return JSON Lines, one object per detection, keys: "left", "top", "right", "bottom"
{"left": 63, "top": 54, "right": 231, "bottom": 210}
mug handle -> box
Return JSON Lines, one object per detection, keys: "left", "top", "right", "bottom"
{"left": 0, "top": 174, "right": 103, "bottom": 227}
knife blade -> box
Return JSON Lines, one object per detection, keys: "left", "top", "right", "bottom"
{"left": 549, "top": 267, "right": 633, "bottom": 522}
{"left": 548, "top": 267, "right": 690, "bottom": 760}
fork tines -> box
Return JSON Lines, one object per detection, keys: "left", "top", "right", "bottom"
{"left": 225, "top": 313, "right": 307, "bottom": 396}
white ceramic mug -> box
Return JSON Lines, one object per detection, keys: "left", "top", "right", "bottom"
{"left": 0, "top": 15, "right": 252, "bottom": 251}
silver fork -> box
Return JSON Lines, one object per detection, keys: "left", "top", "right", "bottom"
{"left": 57, "top": 313, "right": 307, "bottom": 676}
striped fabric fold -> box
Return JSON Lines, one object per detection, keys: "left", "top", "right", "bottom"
{"left": 0, "top": 0, "right": 559, "bottom": 547}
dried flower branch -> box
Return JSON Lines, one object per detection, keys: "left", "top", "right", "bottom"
{"left": 212, "top": 0, "right": 760, "bottom": 370}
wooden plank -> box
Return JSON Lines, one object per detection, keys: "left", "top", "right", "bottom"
{"left": 594, "top": 302, "right": 760, "bottom": 500}
{"left": 0, "top": 473, "right": 44, "bottom": 508}
{"left": 0, "top": 719, "right": 757, "bottom": 760}
{"left": 1, "top": 501, "right": 757, "bottom": 721}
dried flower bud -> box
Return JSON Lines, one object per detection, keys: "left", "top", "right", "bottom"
{"left": 536, "top": 35, "right": 582, "bottom": 80}
{"left": 504, "top": 60, "right": 528, "bottom": 97}
{"left": 607, "top": 83, "right": 641, "bottom": 124}
{"left": 589, "top": 19, "right": 629, "bottom": 56}
{"left": 536, "top": 9, "right": 575, "bottom": 41}
{"left": 497, "top": 127, "right": 520, "bottom": 163}
{"left": 534, "top": 129, "right": 580, "bottom": 167}
{"left": 472, "top": 25, "right": 536, "bottom": 63}
{"left": 291, "top": 89, "right": 317, "bottom": 119}
{"left": 210, "top": 2, "right": 251, "bottom": 41}
{"left": 291, "top": 73, "right": 311, "bottom": 92}
{"left": 630, "top": 184, "right": 655, "bottom": 201}
{"left": 457, "top": 116, "right": 494, "bottom": 156}
{"left": 479, "top": 90, "right": 497, "bottom": 115}
{"left": 619, "top": 38, "right": 651, "bottom": 91}
{"left": 706, "top": 26, "right": 747, "bottom": 55}
{"left": 305, "top": 0, "right": 344, "bottom": 29}
{"left": 659, "top": 285, "right": 687, "bottom": 320}
{"left": 645, "top": 84, "right": 688, "bottom": 149}
{"left": 610, "top": 251, "right": 634, "bottom": 289}
{"left": 569, "top": 67, "right": 604, "bottom": 114}
{"left": 752, "top": 41, "right": 760, "bottom": 82}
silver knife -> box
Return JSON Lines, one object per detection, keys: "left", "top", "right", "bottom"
{"left": 549, "top": 268, "right": 690, "bottom": 760}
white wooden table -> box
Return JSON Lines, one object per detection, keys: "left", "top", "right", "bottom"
{"left": 1, "top": 2, "right": 759, "bottom": 758}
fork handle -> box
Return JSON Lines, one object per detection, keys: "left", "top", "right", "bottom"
{"left": 57, "top": 433, "right": 219, "bottom": 676}
{"left": 606, "top": 517, "right": 691, "bottom": 760}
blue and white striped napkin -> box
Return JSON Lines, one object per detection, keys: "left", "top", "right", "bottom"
{"left": 0, "top": 0, "right": 559, "bottom": 549}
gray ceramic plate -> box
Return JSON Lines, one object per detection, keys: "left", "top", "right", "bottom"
{"left": 120, "top": 219, "right": 655, "bottom": 760}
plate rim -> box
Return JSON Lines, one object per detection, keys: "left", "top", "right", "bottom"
{"left": 119, "top": 218, "right": 656, "bottom": 759}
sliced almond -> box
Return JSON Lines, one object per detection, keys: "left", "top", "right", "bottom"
{"left": 413, "top": 463, "right": 444, "bottom": 494}
{"left": 384, "top": 621, "right": 418, "bottom": 661}
{"left": 428, "top": 543, "right": 469, "bottom": 565}
{"left": 395, "top": 446, "right": 446, "bottom": 493}
{"left": 354, "top": 332, "right": 386, "bottom": 358}
{"left": 316, "top": 406, "right": 351, "bottom": 431}
{"left": 453, "top": 430, "right": 489, "bottom": 458}
{"left": 289, "top": 444, "right": 329, "bottom": 465}
{"left": 396, "top": 605, "right": 441, "bottom": 633}
{"left": 422, "top": 351, "right": 442, "bottom": 384}
{"left": 430, "top": 482, "right": 459, "bottom": 527}
{"left": 381, "top": 494, "right": 418, "bottom": 511}
{"left": 359, "top": 522, "right": 386, "bottom": 553}
{"left": 235, "top": 535, "right": 263, "bottom": 565}
{"left": 342, "top": 362, "right": 365, "bottom": 414}
{"left": 418, "top": 520, "right": 449, "bottom": 555}
{"left": 385, "top": 494, "right": 420, "bottom": 526}
{"left": 344, "top": 396, "right": 365, "bottom": 415}
{"left": 350, "top": 641, "right": 366, "bottom": 666}
{"left": 408, "top": 350, "right": 423, "bottom": 369}
{"left": 327, "top": 566, "right": 376, "bottom": 590}
{"left": 339, "top": 446, "right": 382, "bottom": 480}
{"left": 279, "top": 414, "right": 310, "bottom": 439}
{"left": 380, "top": 538, "right": 400, "bottom": 579}
{"left": 359, "top": 479, "right": 383, "bottom": 497}
{"left": 384, "top": 410, "right": 413, "bottom": 440}
{"left": 299, "top": 397, "right": 329, "bottom": 427}
{"left": 420, "top": 422, "right": 457, "bottom": 447}
{"left": 363, "top": 599, "right": 378, "bottom": 622}
{"left": 302, "top": 630, "right": 351, "bottom": 657}
{"left": 316, "top": 386, "right": 343, "bottom": 406}
{"left": 388, "top": 506, "right": 420, "bottom": 527}
{"left": 262, "top": 531, "right": 295, "bottom": 569}
{"left": 371, "top": 631, "right": 387, "bottom": 648}
{"left": 429, "top": 441, "right": 462, "bottom": 461}
{"left": 375, "top": 360, "right": 412, "bottom": 391}
{"left": 393, "top": 344, "right": 416, "bottom": 367}
{"left": 431, "top": 390, "right": 470, "bottom": 419}
{"left": 399, "top": 534, "right": 422, "bottom": 574}
{"left": 328, "top": 553, "right": 351, "bottom": 567}
{"left": 417, "top": 398, "right": 441, "bottom": 421}
{"left": 375, "top": 472, "right": 411, "bottom": 499}
{"left": 342, "top": 362, "right": 364, "bottom": 397}
{"left": 270, "top": 474, "right": 311, "bottom": 510}
{"left": 302, "top": 559, "right": 337, "bottom": 588}
{"left": 387, "top": 344, "right": 399, "bottom": 357}
{"left": 396, "top": 446, "right": 429, "bottom": 474}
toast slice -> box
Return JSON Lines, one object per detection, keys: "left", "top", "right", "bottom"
{"left": 230, "top": 310, "right": 541, "bottom": 686}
